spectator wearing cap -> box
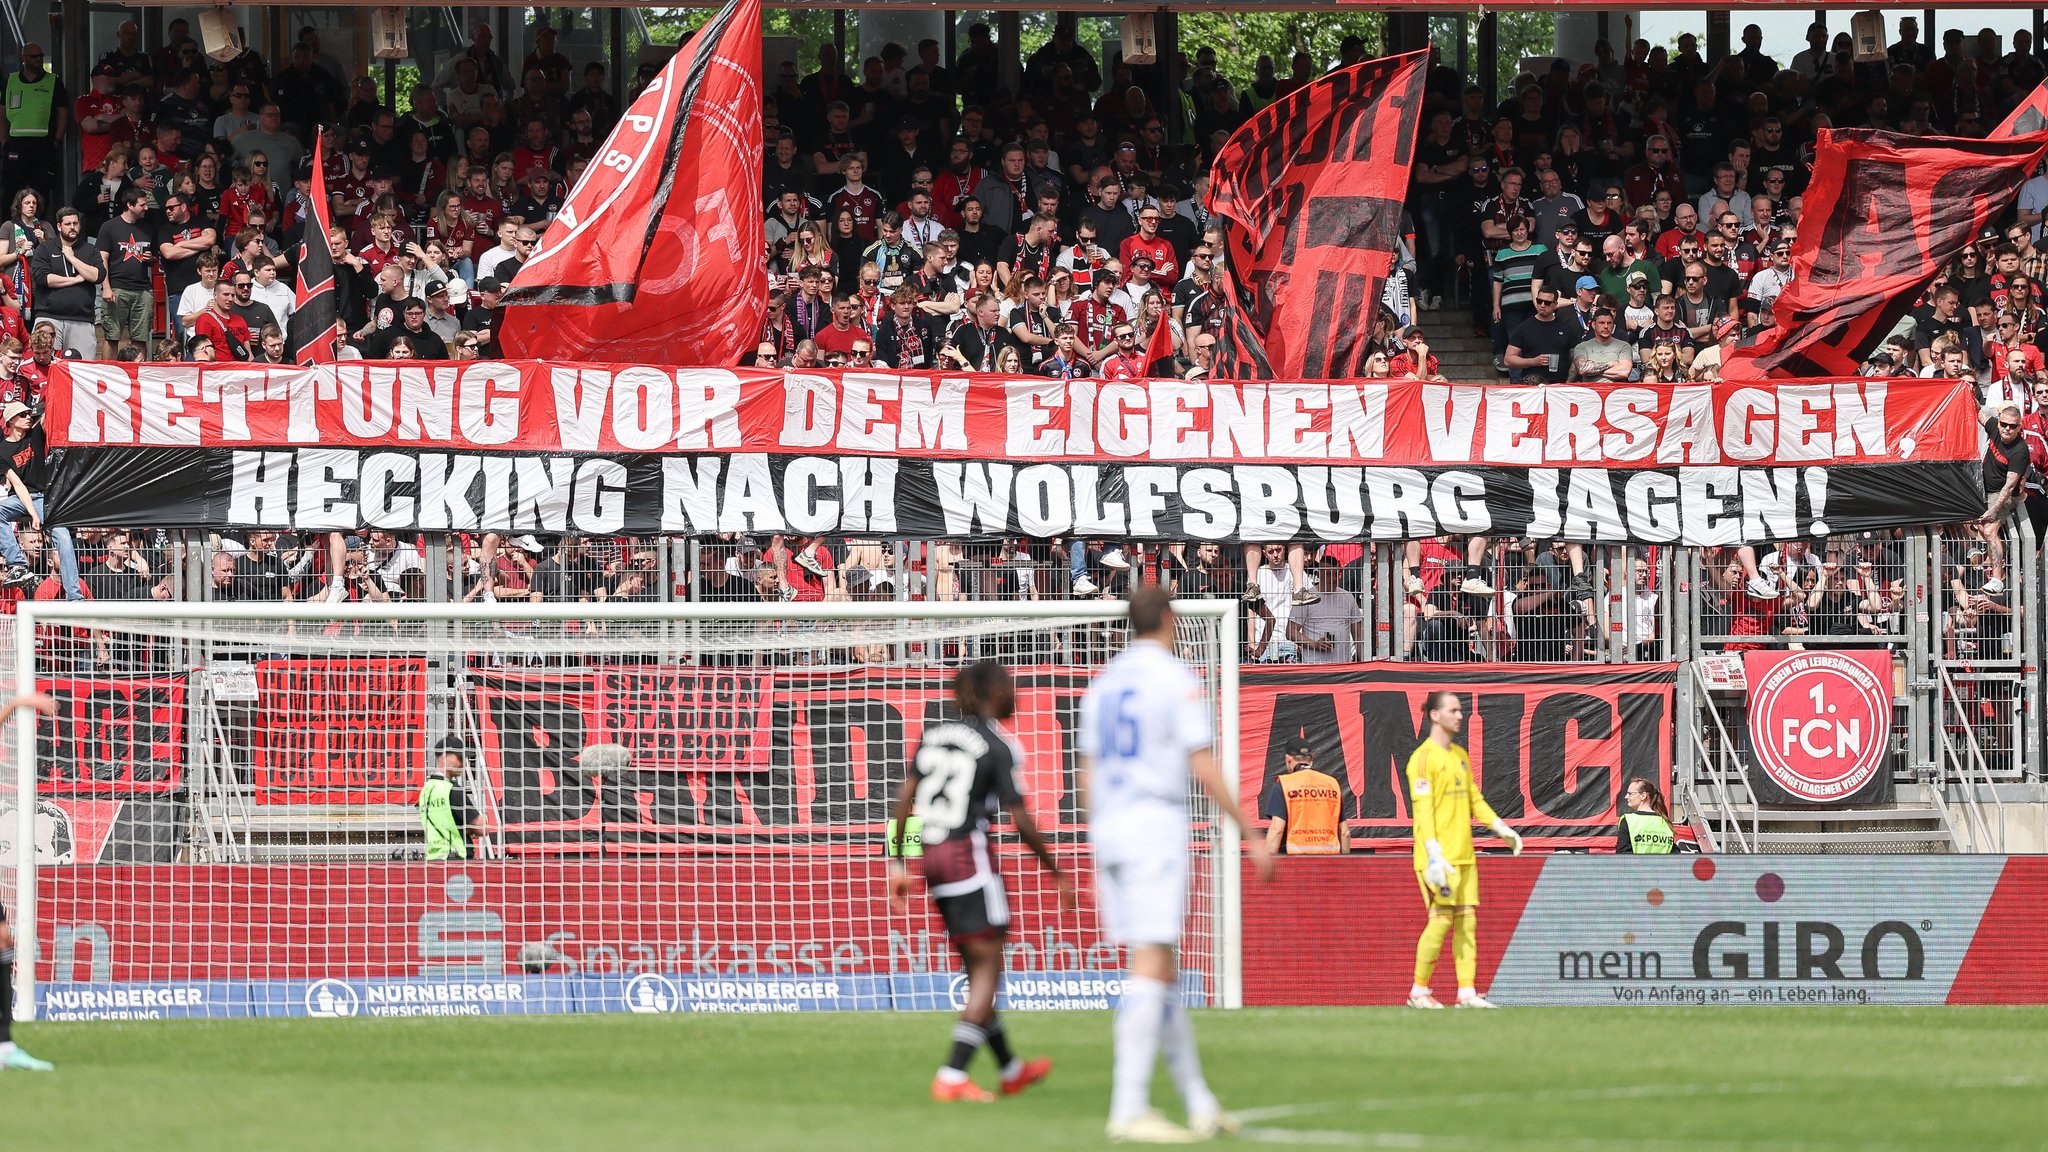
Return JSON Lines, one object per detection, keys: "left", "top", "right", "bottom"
{"left": 0, "top": 400, "right": 78, "bottom": 598}
{"left": 1118, "top": 197, "right": 1179, "bottom": 286}
{"left": 1540, "top": 228, "right": 1598, "bottom": 302}
{"left": 362, "top": 297, "right": 450, "bottom": 360}
{"left": 874, "top": 117, "right": 936, "bottom": 199}
{"left": 74, "top": 63, "right": 125, "bottom": 177}
{"left": 510, "top": 169, "right": 562, "bottom": 226}
{"left": 464, "top": 277, "right": 502, "bottom": 355}
{"left": 1746, "top": 240, "right": 1795, "bottom": 316}
{"left": 1286, "top": 555, "right": 1363, "bottom": 665}
{"left": 1258, "top": 736, "right": 1350, "bottom": 856}
{"left": 422, "top": 281, "right": 462, "bottom": 344}
{"left": 1567, "top": 274, "right": 1602, "bottom": 333}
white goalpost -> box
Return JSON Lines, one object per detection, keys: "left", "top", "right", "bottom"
{"left": 6, "top": 599, "right": 1241, "bottom": 1022}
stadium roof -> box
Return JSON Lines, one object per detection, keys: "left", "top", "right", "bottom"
{"left": 120, "top": 0, "right": 2048, "bottom": 10}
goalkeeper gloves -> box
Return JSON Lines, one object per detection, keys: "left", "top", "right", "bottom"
{"left": 1489, "top": 820, "right": 1524, "bottom": 856}
{"left": 1423, "top": 839, "right": 1454, "bottom": 897}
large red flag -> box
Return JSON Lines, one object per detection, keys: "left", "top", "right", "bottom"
{"left": 1724, "top": 129, "right": 2048, "bottom": 380}
{"left": 499, "top": 0, "right": 763, "bottom": 364}
{"left": 1204, "top": 51, "right": 1426, "bottom": 380}
{"left": 285, "top": 136, "right": 339, "bottom": 365}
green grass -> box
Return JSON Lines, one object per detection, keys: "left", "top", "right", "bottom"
{"left": 8, "top": 1008, "right": 2046, "bottom": 1150}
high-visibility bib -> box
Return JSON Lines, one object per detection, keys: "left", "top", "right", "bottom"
{"left": 1277, "top": 768, "right": 1344, "bottom": 855}
{"left": 5, "top": 72, "right": 53, "bottom": 138}
{"left": 1623, "top": 811, "right": 1676, "bottom": 854}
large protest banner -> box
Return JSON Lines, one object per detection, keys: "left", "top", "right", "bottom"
{"left": 45, "top": 363, "right": 1982, "bottom": 545}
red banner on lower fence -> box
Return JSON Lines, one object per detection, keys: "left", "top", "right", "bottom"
{"left": 1743, "top": 650, "right": 1895, "bottom": 806}
{"left": 469, "top": 665, "right": 1095, "bottom": 846}
{"left": 35, "top": 858, "right": 1106, "bottom": 984}
{"left": 1239, "top": 662, "right": 1676, "bottom": 849}
{"left": 251, "top": 658, "right": 428, "bottom": 805}
{"left": 40, "top": 676, "right": 188, "bottom": 795}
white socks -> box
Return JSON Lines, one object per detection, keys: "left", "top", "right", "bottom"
{"left": 1161, "top": 996, "right": 1219, "bottom": 1119}
{"left": 1111, "top": 975, "right": 1169, "bottom": 1122}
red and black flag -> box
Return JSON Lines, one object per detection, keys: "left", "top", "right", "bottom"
{"left": 499, "top": 0, "right": 764, "bottom": 365}
{"left": 1204, "top": 51, "right": 1426, "bottom": 380}
{"left": 1725, "top": 129, "right": 2048, "bottom": 379}
{"left": 1143, "top": 308, "right": 1178, "bottom": 377}
{"left": 285, "top": 135, "right": 340, "bottom": 365}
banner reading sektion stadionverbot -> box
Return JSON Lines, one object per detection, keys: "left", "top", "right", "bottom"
{"left": 44, "top": 363, "right": 1984, "bottom": 545}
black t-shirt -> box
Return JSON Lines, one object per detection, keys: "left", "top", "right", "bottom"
{"left": 907, "top": 714, "right": 1022, "bottom": 842}
{"left": 1698, "top": 262, "right": 1741, "bottom": 305}
{"left": 83, "top": 561, "right": 152, "bottom": 601}
{"left": 1985, "top": 432, "right": 2030, "bottom": 496}
{"left": 1411, "top": 138, "right": 1464, "bottom": 199}
{"left": 4, "top": 425, "right": 48, "bottom": 492}
{"left": 1508, "top": 314, "right": 1587, "bottom": 376}
{"left": 96, "top": 218, "right": 156, "bottom": 291}
{"left": 158, "top": 222, "right": 214, "bottom": 298}
{"left": 31, "top": 238, "right": 102, "bottom": 322}
{"left": 953, "top": 223, "right": 1006, "bottom": 270}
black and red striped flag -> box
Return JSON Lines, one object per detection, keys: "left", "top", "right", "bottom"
{"left": 1724, "top": 129, "right": 2048, "bottom": 379}
{"left": 1204, "top": 51, "right": 1426, "bottom": 380}
{"left": 285, "top": 135, "right": 339, "bottom": 365}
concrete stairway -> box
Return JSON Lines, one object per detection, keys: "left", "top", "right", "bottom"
{"left": 1416, "top": 298, "right": 1502, "bottom": 381}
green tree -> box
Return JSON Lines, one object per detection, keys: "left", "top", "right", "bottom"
{"left": 1426, "top": 11, "right": 1557, "bottom": 94}
{"left": 1175, "top": 11, "right": 1385, "bottom": 90}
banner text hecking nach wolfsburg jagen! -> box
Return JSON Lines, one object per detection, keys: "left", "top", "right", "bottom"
{"left": 44, "top": 363, "right": 1985, "bottom": 546}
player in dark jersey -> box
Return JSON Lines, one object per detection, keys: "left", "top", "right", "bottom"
{"left": 1, "top": 689, "right": 59, "bottom": 1071}
{"left": 888, "top": 660, "right": 1072, "bottom": 1103}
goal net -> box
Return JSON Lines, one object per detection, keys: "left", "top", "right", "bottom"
{"left": 7, "top": 600, "right": 1238, "bottom": 1022}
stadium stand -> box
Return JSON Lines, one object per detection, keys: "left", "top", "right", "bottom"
{"left": 1, "top": 11, "right": 2044, "bottom": 855}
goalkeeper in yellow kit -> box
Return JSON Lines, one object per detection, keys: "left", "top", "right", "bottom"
{"left": 1406, "top": 691, "right": 1522, "bottom": 1009}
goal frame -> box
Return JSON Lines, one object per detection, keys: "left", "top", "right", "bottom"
{"left": 10, "top": 597, "right": 1243, "bottom": 1020}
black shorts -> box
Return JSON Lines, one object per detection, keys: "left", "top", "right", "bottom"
{"left": 921, "top": 830, "right": 1011, "bottom": 942}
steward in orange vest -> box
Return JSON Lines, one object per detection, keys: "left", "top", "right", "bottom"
{"left": 1257, "top": 735, "right": 1350, "bottom": 855}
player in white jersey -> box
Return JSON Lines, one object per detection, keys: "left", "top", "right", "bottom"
{"left": 1080, "top": 588, "right": 1272, "bottom": 1144}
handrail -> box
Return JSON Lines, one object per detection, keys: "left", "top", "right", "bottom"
{"left": 1687, "top": 661, "right": 1756, "bottom": 853}
{"left": 1674, "top": 778, "right": 1721, "bottom": 853}
{"left": 1936, "top": 665, "right": 2008, "bottom": 852}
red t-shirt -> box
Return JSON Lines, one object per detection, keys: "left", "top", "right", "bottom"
{"left": 218, "top": 182, "right": 271, "bottom": 241}
{"left": 813, "top": 322, "right": 868, "bottom": 357}
{"left": 1117, "top": 234, "right": 1179, "bottom": 285}
{"left": 1725, "top": 585, "right": 1780, "bottom": 652}
{"left": 1415, "top": 539, "right": 1461, "bottom": 593}
{"left": 785, "top": 543, "right": 834, "bottom": 602}
{"left": 76, "top": 91, "right": 123, "bottom": 174}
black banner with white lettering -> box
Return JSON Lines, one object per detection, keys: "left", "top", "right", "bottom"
{"left": 47, "top": 444, "right": 1979, "bottom": 545}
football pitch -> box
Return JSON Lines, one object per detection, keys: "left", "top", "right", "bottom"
{"left": 8, "top": 1007, "right": 2044, "bottom": 1150}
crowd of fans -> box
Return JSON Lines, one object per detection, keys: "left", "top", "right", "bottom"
{"left": 0, "top": 17, "right": 2034, "bottom": 675}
